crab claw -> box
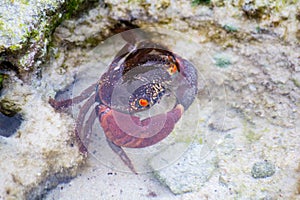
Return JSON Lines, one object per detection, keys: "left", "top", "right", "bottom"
{"left": 97, "top": 104, "right": 184, "bottom": 148}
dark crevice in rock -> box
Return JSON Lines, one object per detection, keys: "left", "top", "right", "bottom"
{"left": 0, "top": 112, "right": 22, "bottom": 137}
{"left": 0, "top": 61, "right": 20, "bottom": 75}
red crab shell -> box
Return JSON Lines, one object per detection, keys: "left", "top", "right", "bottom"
{"left": 48, "top": 30, "right": 198, "bottom": 173}
{"left": 96, "top": 40, "right": 198, "bottom": 148}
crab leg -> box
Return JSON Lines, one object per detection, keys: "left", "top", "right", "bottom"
{"left": 82, "top": 106, "right": 97, "bottom": 145}
{"left": 108, "top": 43, "right": 132, "bottom": 68}
{"left": 83, "top": 102, "right": 138, "bottom": 174}
{"left": 74, "top": 93, "right": 96, "bottom": 154}
{"left": 106, "top": 139, "right": 138, "bottom": 174}
{"left": 120, "top": 29, "right": 147, "bottom": 45}
{"left": 49, "top": 83, "right": 97, "bottom": 110}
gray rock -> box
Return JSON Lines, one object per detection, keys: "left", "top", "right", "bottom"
{"left": 150, "top": 143, "right": 218, "bottom": 194}
{"left": 0, "top": 82, "right": 85, "bottom": 199}
{"left": 0, "top": 0, "right": 86, "bottom": 75}
{"left": 251, "top": 161, "right": 276, "bottom": 179}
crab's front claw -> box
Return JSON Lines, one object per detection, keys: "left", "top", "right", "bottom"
{"left": 97, "top": 104, "right": 184, "bottom": 148}
{"left": 174, "top": 56, "right": 198, "bottom": 111}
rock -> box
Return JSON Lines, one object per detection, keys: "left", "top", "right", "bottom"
{"left": 242, "top": 0, "right": 269, "bottom": 19}
{"left": 53, "top": 3, "right": 112, "bottom": 46}
{"left": 208, "top": 109, "right": 238, "bottom": 132}
{"left": 269, "top": 67, "right": 291, "bottom": 84}
{"left": 251, "top": 161, "right": 276, "bottom": 179}
{"left": 0, "top": 0, "right": 87, "bottom": 76}
{"left": 0, "top": 83, "right": 84, "bottom": 199}
{"left": 150, "top": 143, "right": 218, "bottom": 194}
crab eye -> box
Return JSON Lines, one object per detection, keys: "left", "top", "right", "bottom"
{"left": 138, "top": 98, "right": 149, "bottom": 107}
{"left": 167, "top": 55, "right": 179, "bottom": 75}
{"left": 167, "top": 63, "right": 178, "bottom": 75}
{"left": 171, "top": 64, "right": 177, "bottom": 73}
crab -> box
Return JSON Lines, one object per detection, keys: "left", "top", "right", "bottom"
{"left": 49, "top": 29, "right": 198, "bottom": 173}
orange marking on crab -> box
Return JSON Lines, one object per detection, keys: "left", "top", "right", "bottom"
{"left": 139, "top": 98, "right": 149, "bottom": 107}
{"left": 169, "top": 63, "right": 178, "bottom": 74}
{"left": 167, "top": 56, "right": 179, "bottom": 75}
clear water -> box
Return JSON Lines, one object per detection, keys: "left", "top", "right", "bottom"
{"left": 65, "top": 28, "right": 223, "bottom": 173}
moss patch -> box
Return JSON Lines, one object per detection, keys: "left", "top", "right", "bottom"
{"left": 0, "top": 99, "right": 21, "bottom": 117}
{"left": 245, "top": 130, "right": 262, "bottom": 142}
{"left": 191, "top": 0, "right": 210, "bottom": 6}
{"left": 292, "top": 78, "right": 300, "bottom": 88}
{"left": 223, "top": 24, "right": 238, "bottom": 33}
{"left": 213, "top": 54, "right": 231, "bottom": 68}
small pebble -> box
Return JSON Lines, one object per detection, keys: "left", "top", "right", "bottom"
{"left": 251, "top": 161, "right": 275, "bottom": 179}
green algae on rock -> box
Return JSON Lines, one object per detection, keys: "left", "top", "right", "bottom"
{"left": 0, "top": 99, "right": 21, "bottom": 117}
{"left": 0, "top": 98, "right": 22, "bottom": 137}
{"left": 0, "top": 74, "right": 4, "bottom": 90}
{"left": 191, "top": 0, "right": 211, "bottom": 6}
{"left": 0, "top": 0, "right": 87, "bottom": 77}
{"left": 213, "top": 54, "right": 231, "bottom": 68}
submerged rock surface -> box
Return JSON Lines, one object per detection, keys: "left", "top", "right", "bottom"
{"left": 0, "top": 0, "right": 88, "bottom": 199}
{"left": 0, "top": 0, "right": 300, "bottom": 199}
{"left": 0, "top": 82, "right": 85, "bottom": 199}
{"left": 151, "top": 143, "right": 218, "bottom": 194}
